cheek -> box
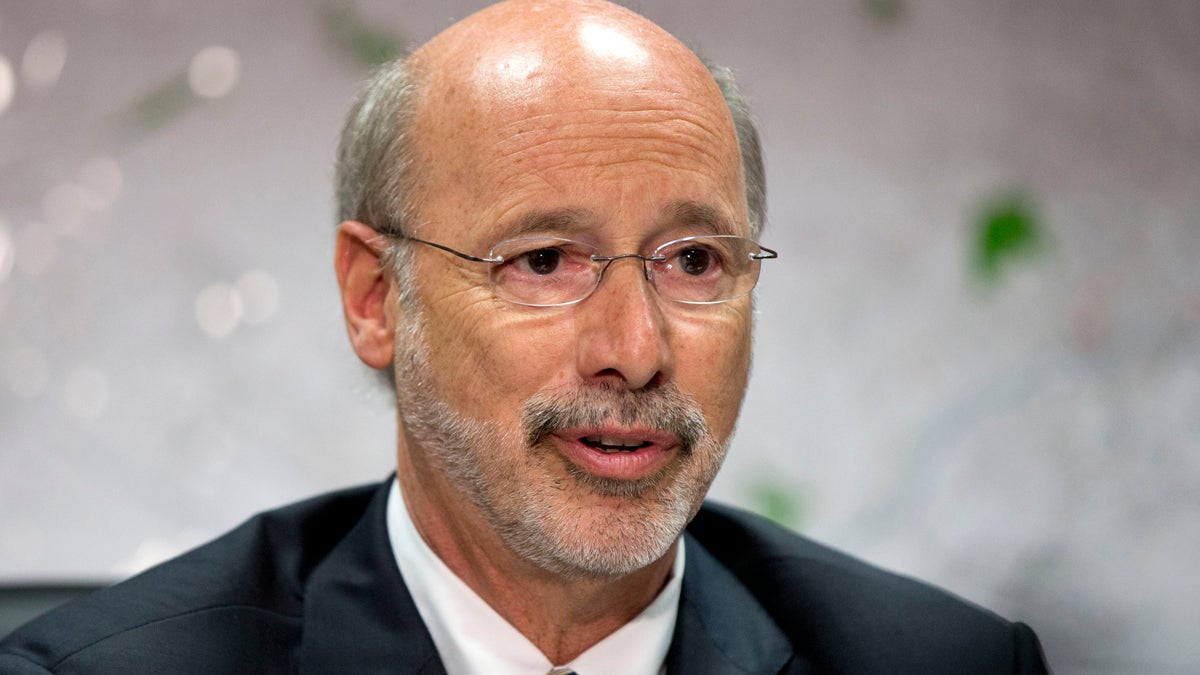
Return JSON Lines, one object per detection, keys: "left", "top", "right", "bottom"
{"left": 672, "top": 312, "right": 753, "bottom": 435}
{"left": 425, "top": 304, "right": 579, "bottom": 419}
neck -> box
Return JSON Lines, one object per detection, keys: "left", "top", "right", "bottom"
{"left": 396, "top": 451, "right": 677, "bottom": 664}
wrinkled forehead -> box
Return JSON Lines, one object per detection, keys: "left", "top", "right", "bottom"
{"left": 401, "top": 1, "right": 746, "bottom": 235}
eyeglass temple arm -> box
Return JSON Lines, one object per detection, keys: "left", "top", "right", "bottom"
{"left": 379, "top": 228, "right": 504, "bottom": 264}
{"left": 751, "top": 245, "right": 779, "bottom": 260}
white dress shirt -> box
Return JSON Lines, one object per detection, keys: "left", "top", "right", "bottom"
{"left": 386, "top": 479, "right": 684, "bottom": 675}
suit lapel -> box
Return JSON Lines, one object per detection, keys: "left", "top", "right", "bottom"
{"left": 667, "top": 534, "right": 811, "bottom": 675}
{"left": 298, "top": 480, "right": 447, "bottom": 675}
{"left": 295, "top": 484, "right": 809, "bottom": 674}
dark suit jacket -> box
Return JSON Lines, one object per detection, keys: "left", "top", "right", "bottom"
{"left": 0, "top": 480, "right": 1050, "bottom": 674}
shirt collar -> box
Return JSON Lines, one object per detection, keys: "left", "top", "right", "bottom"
{"left": 386, "top": 478, "right": 684, "bottom": 675}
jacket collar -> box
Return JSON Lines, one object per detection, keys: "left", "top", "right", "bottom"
{"left": 667, "top": 532, "right": 806, "bottom": 675}
{"left": 299, "top": 480, "right": 446, "bottom": 674}
{"left": 296, "top": 481, "right": 803, "bottom": 675}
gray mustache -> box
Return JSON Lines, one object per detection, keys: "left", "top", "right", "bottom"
{"left": 522, "top": 384, "right": 708, "bottom": 453}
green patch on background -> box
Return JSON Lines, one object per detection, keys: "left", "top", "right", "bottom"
{"left": 119, "top": 74, "right": 197, "bottom": 141}
{"left": 320, "top": 2, "right": 408, "bottom": 68}
{"left": 866, "top": 0, "right": 904, "bottom": 24}
{"left": 973, "top": 192, "right": 1044, "bottom": 283}
{"left": 749, "top": 478, "right": 806, "bottom": 530}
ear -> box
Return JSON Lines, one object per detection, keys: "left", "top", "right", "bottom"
{"left": 335, "top": 220, "right": 395, "bottom": 370}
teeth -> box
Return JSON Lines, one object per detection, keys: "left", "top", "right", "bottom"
{"left": 584, "top": 435, "right": 645, "bottom": 448}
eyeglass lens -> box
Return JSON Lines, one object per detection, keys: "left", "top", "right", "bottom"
{"left": 487, "top": 236, "right": 766, "bottom": 307}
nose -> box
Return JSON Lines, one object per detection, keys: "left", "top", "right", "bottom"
{"left": 574, "top": 256, "right": 673, "bottom": 390}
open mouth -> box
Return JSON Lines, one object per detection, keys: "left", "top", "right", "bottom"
{"left": 580, "top": 436, "right": 653, "bottom": 453}
{"left": 548, "top": 426, "right": 679, "bottom": 481}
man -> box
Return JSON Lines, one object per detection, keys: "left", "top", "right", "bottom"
{"left": 0, "top": 1, "right": 1051, "bottom": 673}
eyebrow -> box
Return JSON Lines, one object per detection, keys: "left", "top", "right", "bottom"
{"left": 661, "top": 200, "right": 739, "bottom": 237}
{"left": 499, "top": 208, "right": 597, "bottom": 239}
{"left": 495, "top": 201, "right": 738, "bottom": 241}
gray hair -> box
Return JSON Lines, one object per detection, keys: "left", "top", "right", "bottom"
{"left": 335, "top": 57, "right": 767, "bottom": 245}
{"left": 335, "top": 63, "right": 419, "bottom": 235}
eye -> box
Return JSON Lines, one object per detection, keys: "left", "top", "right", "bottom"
{"left": 678, "top": 246, "right": 715, "bottom": 275}
{"left": 516, "top": 248, "right": 563, "bottom": 275}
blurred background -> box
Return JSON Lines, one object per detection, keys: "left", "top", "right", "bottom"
{"left": 1, "top": 0, "right": 1197, "bottom": 672}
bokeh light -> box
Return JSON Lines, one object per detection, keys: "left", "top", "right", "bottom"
{"left": 0, "top": 55, "right": 14, "bottom": 115}
{"left": 236, "top": 270, "right": 280, "bottom": 324}
{"left": 0, "top": 218, "right": 15, "bottom": 285}
{"left": 187, "top": 46, "right": 240, "bottom": 99}
{"left": 194, "top": 282, "right": 244, "bottom": 338}
{"left": 20, "top": 30, "right": 68, "bottom": 89}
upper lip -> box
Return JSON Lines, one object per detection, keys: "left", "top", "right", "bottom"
{"left": 553, "top": 425, "right": 681, "bottom": 450}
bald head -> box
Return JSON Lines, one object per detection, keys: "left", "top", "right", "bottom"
{"left": 410, "top": 0, "right": 718, "bottom": 107}
{"left": 336, "top": 0, "right": 764, "bottom": 241}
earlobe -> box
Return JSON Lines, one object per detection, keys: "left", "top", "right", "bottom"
{"left": 335, "top": 221, "right": 395, "bottom": 370}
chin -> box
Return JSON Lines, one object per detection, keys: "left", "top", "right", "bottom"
{"left": 493, "top": 441, "right": 725, "bottom": 579}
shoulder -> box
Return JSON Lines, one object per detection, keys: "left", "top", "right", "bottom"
{"left": 0, "top": 482, "right": 383, "bottom": 674}
{"left": 686, "top": 502, "right": 1050, "bottom": 674}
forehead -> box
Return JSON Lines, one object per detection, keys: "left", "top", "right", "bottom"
{"left": 495, "top": 201, "right": 740, "bottom": 243}
{"left": 406, "top": 11, "right": 747, "bottom": 243}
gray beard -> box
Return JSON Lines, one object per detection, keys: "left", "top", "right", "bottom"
{"left": 391, "top": 302, "right": 728, "bottom": 579}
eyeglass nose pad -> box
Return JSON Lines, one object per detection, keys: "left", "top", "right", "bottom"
{"left": 596, "top": 253, "right": 655, "bottom": 283}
